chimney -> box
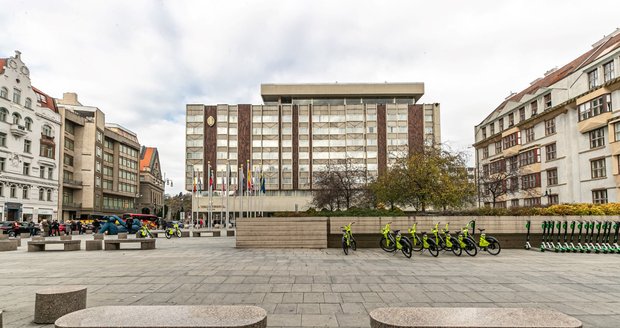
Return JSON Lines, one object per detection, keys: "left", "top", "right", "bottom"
{"left": 15, "top": 50, "right": 21, "bottom": 59}
{"left": 62, "top": 92, "right": 81, "bottom": 106}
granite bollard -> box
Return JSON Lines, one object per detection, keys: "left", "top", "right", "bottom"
{"left": 34, "top": 286, "right": 87, "bottom": 324}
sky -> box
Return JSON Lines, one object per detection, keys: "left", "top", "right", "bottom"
{"left": 2, "top": 0, "right": 619, "bottom": 195}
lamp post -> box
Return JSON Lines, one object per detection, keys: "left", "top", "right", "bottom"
{"left": 162, "top": 175, "right": 173, "bottom": 220}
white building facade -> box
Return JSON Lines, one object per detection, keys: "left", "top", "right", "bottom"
{"left": 0, "top": 51, "right": 61, "bottom": 222}
{"left": 474, "top": 29, "right": 620, "bottom": 207}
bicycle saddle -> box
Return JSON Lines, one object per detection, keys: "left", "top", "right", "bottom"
{"left": 478, "top": 228, "right": 485, "bottom": 232}
{"left": 392, "top": 230, "right": 400, "bottom": 234}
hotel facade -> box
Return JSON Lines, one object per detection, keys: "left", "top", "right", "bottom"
{"left": 474, "top": 29, "right": 620, "bottom": 207}
{"left": 186, "top": 83, "right": 441, "bottom": 214}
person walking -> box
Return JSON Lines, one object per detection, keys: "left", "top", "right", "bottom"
{"left": 41, "top": 219, "right": 49, "bottom": 237}
{"left": 51, "top": 220, "right": 59, "bottom": 236}
{"left": 66, "top": 220, "right": 72, "bottom": 236}
{"left": 92, "top": 219, "right": 100, "bottom": 234}
{"left": 126, "top": 217, "right": 133, "bottom": 234}
{"left": 28, "top": 220, "right": 36, "bottom": 236}
{"left": 76, "top": 220, "right": 83, "bottom": 234}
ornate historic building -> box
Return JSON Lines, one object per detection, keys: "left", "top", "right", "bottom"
{"left": 137, "top": 146, "right": 164, "bottom": 216}
{"left": 0, "top": 51, "right": 61, "bottom": 222}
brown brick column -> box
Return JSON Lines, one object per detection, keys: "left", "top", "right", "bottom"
{"left": 377, "top": 104, "right": 387, "bottom": 176}
{"left": 408, "top": 104, "right": 424, "bottom": 155}
{"left": 238, "top": 104, "right": 252, "bottom": 180}
{"left": 292, "top": 104, "right": 299, "bottom": 190}
{"left": 204, "top": 106, "right": 217, "bottom": 183}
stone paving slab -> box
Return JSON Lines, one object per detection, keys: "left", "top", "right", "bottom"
{"left": 0, "top": 235, "right": 619, "bottom": 327}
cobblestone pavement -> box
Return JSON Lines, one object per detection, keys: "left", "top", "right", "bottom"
{"left": 1, "top": 235, "right": 620, "bottom": 327}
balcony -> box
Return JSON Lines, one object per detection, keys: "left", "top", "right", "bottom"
{"left": 63, "top": 178, "right": 83, "bottom": 189}
{"left": 62, "top": 202, "right": 82, "bottom": 209}
{"left": 10, "top": 124, "right": 27, "bottom": 137}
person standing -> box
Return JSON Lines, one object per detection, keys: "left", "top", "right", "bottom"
{"left": 126, "top": 217, "right": 133, "bottom": 234}
{"left": 28, "top": 220, "right": 35, "bottom": 236}
{"left": 93, "top": 219, "right": 100, "bottom": 234}
{"left": 76, "top": 220, "right": 83, "bottom": 234}
{"left": 41, "top": 219, "right": 49, "bottom": 237}
{"left": 66, "top": 220, "right": 72, "bottom": 236}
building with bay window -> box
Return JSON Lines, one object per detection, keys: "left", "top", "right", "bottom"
{"left": 186, "top": 82, "right": 441, "bottom": 215}
{"left": 474, "top": 28, "right": 620, "bottom": 207}
{"left": 0, "top": 51, "right": 61, "bottom": 222}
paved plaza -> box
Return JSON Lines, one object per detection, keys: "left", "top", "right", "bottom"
{"left": 1, "top": 235, "right": 620, "bottom": 327}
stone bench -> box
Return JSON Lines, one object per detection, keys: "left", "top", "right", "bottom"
{"left": 152, "top": 230, "right": 190, "bottom": 238}
{"left": 104, "top": 239, "right": 155, "bottom": 250}
{"left": 226, "top": 230, "right": 235, "bottom": 237}
{"left": 54, "top": 305, "right": 267, "bottom": 328}
{"left": 193, "top": 230, "right": 221, "bottom": 237}
{"left": 0, "top": 234, "right": 7, "bottom": 240}
{"left": 85, "top": 240, "right": 103, "bottom": 251}
{"left": 20, "top": 232, "right": 31, "bottom": 238}
{"left": 0, "top": 240, "right": 17, "bottom": 252}
{"left": 9, "top": 237, "right": 21, "bottom": 247}
{"left": 34, "top": 286, "right": 87, "bottom": 324}
{"left": 28, "top": 240, "right": 81, "bottom": 252}
{"left": 369, "top": 307, "right": 582, "bottom": 328}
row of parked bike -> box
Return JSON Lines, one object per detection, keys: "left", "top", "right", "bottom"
{"left": 524, "top": 220, "right": 620, "bottom": 253}
{"left": 341, "top": 220, "right": 501, "bottom": 258}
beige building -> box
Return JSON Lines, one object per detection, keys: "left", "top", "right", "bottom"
{"left": 474, "top": 29, "right": 620, "bottom": 207}
{"left": 137, "top": 146, "right": 164, "bottom": 216}
{"left": 57, "top": 93, "right": 141, "bottom": 220}
{"left": 186, "top": 82, "right": 441, "bottom": 216}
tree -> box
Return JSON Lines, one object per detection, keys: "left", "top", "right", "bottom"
{"left": 312, "top": 158, "right": 369, "bottom": 211}
{"left": 369, "top": 167, "right": 407, "bottom": 210}
{"left": 477, "top": 157, "right": 519, "bottom": 207}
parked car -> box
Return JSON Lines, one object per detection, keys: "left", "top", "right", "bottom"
{"left": 0, "top": 221, "right": 40, "bottom": 236}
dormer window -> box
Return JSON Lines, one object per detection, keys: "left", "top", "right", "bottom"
{"left": 25, "top": 97, "right": 32, "bottom": 109}
{"left": 531, "top": 100, "right": 538, "bottom": 116}
{"left": 588, "top": 69, "right": 599, "bottom": 89}
{"left": 12, "top": 88, "right": 21, "bottom": 104}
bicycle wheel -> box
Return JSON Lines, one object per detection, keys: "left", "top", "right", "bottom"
{"left": 427, "top": 238, "right": 439, "bottom": 257}
{"left": 450, "top": 237, "right": 462, "bottom": 256}
{"left": 464, "top": 237, "right": 478, "bottom": 256}
{"left": 175, "top": 229, "right": 182, "bottom": 238}
{"left": 342, "top": 236, "right": 349, "bottom": 255}
{"left": 165, "top": 229, "right": 172, "bottom": 239}
{"left": 401, "top": 236, "right": 413, "bottom": 258}
{"left": 351, "top": 237, "right": 357, "bottom": 251}
{"left": 380, "top": 236, "right": 396, "bottom": 252}
{"left": 435, "top": 236, "right": 446, "bottom": 251}
{"left": 136, "top": 232, "right": 141, "bottom": 238}
{"left": 486, "top": 237, "right": 501, "bottom": 255}
{"left": 148, "top": 231, "right": 154, "bottom": 238}
{"left": 411, "top": 234, "right": 423, "bottom": 252}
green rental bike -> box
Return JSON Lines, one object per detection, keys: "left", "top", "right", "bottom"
{"left": 165, "top": 222, "right": 182, "bottom": 239}
{"left": 341, "top": 222, "right": 357, "bottom": 255}
{"left": 407, "top": 222, "right": 439, "bottom": 257}
{"left": 440, "top": 222, "right": 462, "bottom": 256}
{"left": 136, "top": 223, "right": 154, "bottom": 238}
{"left": 457, "top": 221, "right": 478, "bottom": 256}
{"left": 468, "top": 220, "right": 501, "bottom": 255}
{"left": 380, "top": 222, "right": 413, "bottom": 258}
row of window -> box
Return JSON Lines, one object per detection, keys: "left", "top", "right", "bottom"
{"left": 481, "top": 94, "right": 552, "bottom": 139}
{"left": 0, "top": 109, "right": 55, "bottom": 136}
{"left": 0, "top": 87, "right": 31, "bottom": 108}
{"left": 486, "top": 189, "right": 608, "bottom": 208}
{"left": 0, "top": 157, "right": 55, "bottom": 178}
{"left": 0, "top": 183, "right": 54, "bottom": 201}
{"left": 588, "top": 60, "right": 616, "bottom": 90}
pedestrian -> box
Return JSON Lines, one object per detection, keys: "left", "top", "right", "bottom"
{"left": 66, "top": 220, "right": 72, "bottom": 235}
{"left": 76, "top": 220, "right": 83, "bottom": 234}
{"left": 28, "top": 220, "right": 36, "bottom": 236}
{"left": 93, "top": 219, "right": 100, "bottom": 234}
{"left": 41, "top": 219, "right": 49, "bottom": 237}
{"left": 126, "top": 217, "right": 133, "bottom": 234}
{"left": 51, "top": 220, "right": 59, "bottom": 236}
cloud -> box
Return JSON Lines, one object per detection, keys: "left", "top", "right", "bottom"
{"left": 1, "top": 0, "right": 619, "bottom": 193}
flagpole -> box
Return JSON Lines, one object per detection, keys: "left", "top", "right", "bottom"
{"left": 206, "top": 162, "right": 210, "bottom": 229}
{"left": 220, "top": 167, "right": 224, "bottom": 227}
{"left": 240, "top": 164, "right": 244, "bottom": 219}
{"left": 192, "top": 169, "right": 196, "bottom": 227}
{"left": 225, "top": 162, "right": 230, "bottom": 229}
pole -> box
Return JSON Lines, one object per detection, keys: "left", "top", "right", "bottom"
{"left": 226, "top": 162, "right": 230, "bottom": 228}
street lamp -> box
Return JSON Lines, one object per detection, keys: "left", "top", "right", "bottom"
{"left": 162, "top": 173, "right": 173, "bottom": 220}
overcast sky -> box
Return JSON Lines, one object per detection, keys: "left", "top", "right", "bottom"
{"left": 2, "top": 0, "right": 619, "bottom": 194}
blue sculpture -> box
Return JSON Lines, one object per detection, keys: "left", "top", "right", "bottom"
{"left": 97, "top": 215, "right": 142, "bottom": 235}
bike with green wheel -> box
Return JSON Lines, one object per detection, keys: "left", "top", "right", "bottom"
{"left": 407, "top": 222, "right": 439, "bottom": 257}
{"left": 380, "top": 222, "right": 413, "bottom": 258}
{"left": 439, "top": 222, "right": 462, "bottom": 256}
{"left": 136, "top": 222, "right": 154, "bottom": 238}
{"left": 164, "top": 222, "right": 182, "bottom": 239}
{"left": 341, "top": 222, "right": 357, "bottom": 255}
{"left": 457, "top": 221, "right": 478, "bottom": 256}
{"left": 467, "top": 220, "right": 501, "bottom": 255}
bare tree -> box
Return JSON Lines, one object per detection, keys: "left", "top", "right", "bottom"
{"left": 312, "top": 158, "right": 369, "bottom": 211}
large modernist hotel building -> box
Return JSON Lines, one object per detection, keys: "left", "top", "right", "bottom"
{"left": 186, "top": 83, "right": 441, "bottom": 213}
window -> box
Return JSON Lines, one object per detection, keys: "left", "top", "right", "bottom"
{"left": 499, "top": 118, "right": 504, "bottom": 130}
{"left": 47, "top": 189, "right": 52, "bottom": 201}
{"left": 10, "top": 185, "right": 16, "bottom": 198}
{"left": 589, "top": 128, "right": 605, "bottom": 149}
{"left": 482, "top": 147, "right": 489, "bottom": 159}
{"left": 519, "top": 107, "right": 525, "bottom": 122}
{"left": 545, "top": 143, "right": 557, "bottom": 161}
{"left": 12, "top": 112, "right": 21, "bottom": 124}
{"left": 0, "top": 87, "right": 7, "bottom": 99}
{"left": 521, "top": 172, "right": 540, "bottom": 189}
{"left": 0, "top": 132, "right": 6, "bottom": 147}
{"left": 603, "top": 61, "right": 615, "bottom": 83}
{"left": 481, "top": 127, "right": 486, "bottom": 139}
{"left": 64, "top": 154, "right": 74, "bottom": 166}
{"left": 592, "top": 189, "right": 608, "bottom": 204}
{"left": 96, "top": 130, "right": 103, "bottom": 143}
{"left": 40, "top": 166, "right": 45, "bottom": 178}
{"left": 24, "top": 139, "right": 31, "bottom": 153}
{"left": 519, "top": 148, "right": 539, "bottom": 166}
{"left": 42, "top": 125, "right": 52, "bottom": 137}
{"left": 0, "top": 157, "right": 5, "bottom": 171}
{"left": 39, "top": 188, "right": 44, "bottom": 201}
{"left": 548, "top": 195, "right": 559, "bottom": 205}
{"left": 503, "top": 132, "right": 519, "bottom": 149}
{"left": 544, "top": 94, "right": 552, "bottom": 109}
{"left": 23, "top": 162, "right": 30, "bottom": 175}
{"left": 547, "top": 168, "right": 558, "bottom": 185}
{"left": 489, "top": 123, "right": 495, "bottom": 135}
{"left": 12, "top": 88, "right": 21, "bottom": 104}
{"left": 545, "top": 118, "right": 556, "bottom": 135}
{"left": 588, "top": 69, "right": 599, "bottom": 89}
{"left": 64, "top": 138, "right": 74, "bottom": 151}
{"left": 0, "top": 108, "right": 6, "bottom": 122}
{"left": 524, "top": 197, "right": 541, "bottom": 207}
{"left": 508, "top": 113, "right": 514, "bottom": 127}
{"left": 511, "top": 199, "right": 520, "bottom": 207}
{"left": 530, "top": 100, "right": 538, "bottom": 116}
{"left": 495, "top": 141, "right": 502, "bottom": 154}
{"left": 48, "top": 167, "right": 53, "bottom": 180}
{"left": 22, "top": 186, "right": 28, "bottom": 199}
{"left": 615, "top": 122, "right": 620, "bottom": 141}
{"left": 507, "top": 156, "right": 518, "bottom": 172}
{"left": 524, "top": 127, "right": 535, "bottom": 143}
{"left": 578, "top": 94, "right": 612, "bottom": 121}
{"left": 590, "top": 158, "right": 606, "bottom": 179}
{"left": 65, "top": 122, "right": 75, "bottom": 134}
{"left": 25, "top": 97, "right": 32, "bottom": 109}
{"left": 40, "top": 144, "right": 54, "bottom": 159}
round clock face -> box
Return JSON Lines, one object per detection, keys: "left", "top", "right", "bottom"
{"left": 20, "top": 66, "right": 29, "bottom": 76}
{"left": 207, "top": 116, "right": 215, "bottom": 127}
{"left": 8, "top": 59, "right": 18, "bottom": 69}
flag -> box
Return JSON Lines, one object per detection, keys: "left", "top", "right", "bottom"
{"left": 193, "top": 174, "right": 197, "bottom": 193}
{"left": 197, "top": 171, "right": 202, "bottom": 193}
{"left": 260, "top": 172, "right": 266, "bottom": 193}
{"left": 209, "top": 170, "right": 214, "bottom": 190}
{"left": 239, "top": 165, "right": 245, "bottom": 193}
{"left": 247, "top": 164, "right": 252, "bottom": 190}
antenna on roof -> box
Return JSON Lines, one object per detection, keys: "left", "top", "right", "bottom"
{"left": 504, "top": 91, "right": 517, "bottom": 100}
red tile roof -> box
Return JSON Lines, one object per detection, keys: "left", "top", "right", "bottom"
{"left": 32, "top": 86, "right": 58, "bottom": 113}
{"left": 140, "top": 147, "right": 155, "bottom": 171}
{"left": 487, "top": 32, "right": 620, "bottom": 121}
{"left": 0, "top": 58, "right": 6, "bottom": 74}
